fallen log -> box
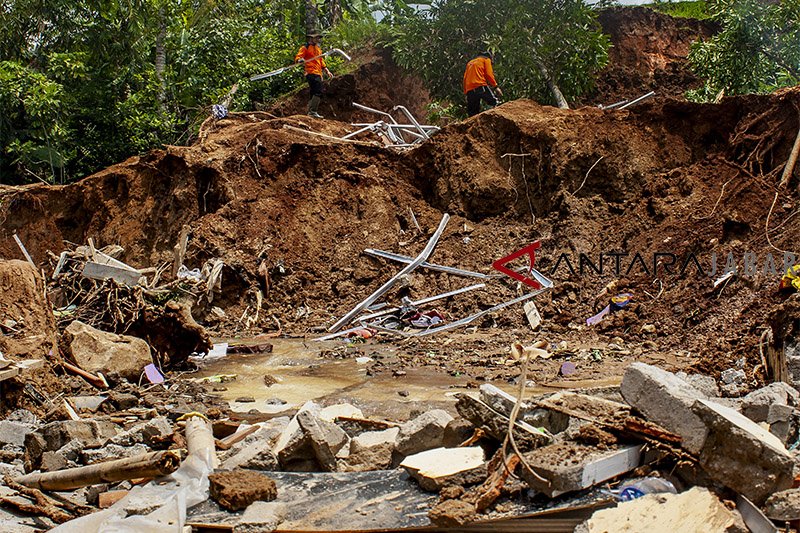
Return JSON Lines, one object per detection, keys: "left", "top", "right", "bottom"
{"left": 13, "top": 450, "right": 180, "bottom": 491}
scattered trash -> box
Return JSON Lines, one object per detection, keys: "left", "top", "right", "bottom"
{"left": 143, "top": 363, "right": 165, "bottom": 385}
{"left": 559, "top": 362, "right": 577, "bottom": 376}
{"left": 615, "top": 477, "right": 677, "bottom": 501}
{"left": 586, "top": 293, "right": 634, "bottom": 326}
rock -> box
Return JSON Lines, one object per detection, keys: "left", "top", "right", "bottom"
{"left": 583, "top": 487, "right": 745, "bottom": 533}
{"left": 273, "top": 401, "right": 320, "bottom": 464}
{"left": 693, "top": 398, "right": 794, "bottom": 505}
{"left": 400, "top": 447, "right": 486, "bottom": 491}
{"left": 455, "top": 394, "right": 551, "bottom": 451}
{"left": 428, "top": 499, "right": 476, "bottom": 528}
{"left": 519, "top": 443, "right": 642, "bottom": 497}
{"left": 6, "top": 410, "right": 38, "bottom": 426}
{"left": 61, "top": 320, "right": 152, "bottom": 381}
{"left": 676, "top": 372, "right": 721, "bottom": 397}
{"left": 107, "top": 391, "right": 138, "bottom": 410}
{"left": 110, "top": 417, "right": 173, "bottom": 447}
{"left": 442, "top": 418, "right": 474, "bottom": 448}
{"left": 345, "top": 427, "right": 399, "bottom": 471}
{"left": 296, "top": 410, "right": 349, "bottom": 472}
{"left": 620, "top": 362, "right": 707, "bottom": 454}
{"left": 221, "top": 423, "right": 284, "bottom": 471}
{"left": 319, "top": 403, "right": 364, "bottom": 422}
{"left": 395, "top": 410, "right": 454, "bottom": 456}
{"left": 24, "top": 420, "right": 118, "bottom": 471}
{"left": 480, "top": 384, "right": 570, "bottom": 434}
{"left": 81, "top": 443, "right": 150, "bottom": 464}
{"left": 0, "top": 421, "right": 34, "bottom": 447}
{"left": 233, "top": 501, "right": 286, "bottom": 533}
{"left": 40, "top": 451, "right": 69, "bottom": 472}
{"left": 741, "top": 382, "right": 799, "bottom": 422}
{"left": 764, "top": 488, "right": 800, "bottom": 521}
{"left": 641, "top": 324, "right": 656, "bottom": 334}
{"left": 208, "top": 469, "right": 278, "bottom": 512}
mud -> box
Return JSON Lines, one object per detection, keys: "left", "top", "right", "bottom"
{"left": 1, "top": 9, "right": 798, "bottom": 396}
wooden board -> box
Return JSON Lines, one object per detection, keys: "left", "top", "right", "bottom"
{"left": 82, "top": 262, "right": 142, "bottom": 286}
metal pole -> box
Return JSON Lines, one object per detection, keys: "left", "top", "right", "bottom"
{"left": 364, "top": 249, "right": 489, "bottom": 279}
{"left": 393, "top": 105, "right": 429, "bottom": 140}
{"left": 328, "top": 214, "right": 451, "bottom": 332}
{"left": 619, "top": 91, "right": 655, "bottom": 110}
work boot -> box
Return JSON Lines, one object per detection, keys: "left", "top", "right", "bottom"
{"left": 308, "top": 95, "right": 322, "bottom": 118}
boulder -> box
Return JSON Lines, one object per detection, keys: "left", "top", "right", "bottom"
{"left": 61, "top": 321, "right": 152, "bottom": 381}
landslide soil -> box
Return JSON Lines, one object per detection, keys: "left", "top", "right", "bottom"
{"left": 2, "top": 9, "right": 797, "bottom": 392}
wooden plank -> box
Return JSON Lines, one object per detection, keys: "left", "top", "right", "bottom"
{"left": 82, "top": 261, "right": 142, "bottom": 286}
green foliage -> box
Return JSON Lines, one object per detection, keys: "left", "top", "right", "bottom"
{"left": 387, "top": 0, "right": 610, "bottom": 113}
{"left": 0, "top": 0, "right": 382, "bottom": 185}
{"left": 687, "top": 0, "right": 800, "bottom": 101}
{"left": 646, "top": 1, "right": 710, "bottom": 20}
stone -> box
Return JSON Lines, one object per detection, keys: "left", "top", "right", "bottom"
{"left": 273, "top": 401, "right": 320, "bottom": 464}
{"left": 107, "top": 391, "right": 138, "bottom": 410}
{"left": 40, "top": 451, "right": 69, "bottom": 472}
{"left": 693, "top": 398, "right": 794, "bottom": 505}
{"left": 620, "top": 362, "right": 708, "bottom": 454}
{"left": 400, "top": 447, "right": 486, "bottom": 492}
{"left": 222, "top": 427, "right": 281, "bottom": 471}
{"left": 428, "top": 499, "right": 476, "bottom": 528}
{"left": 61, "top": 320, "right": 152, "bottom": 381}
{"left": 110, "top": 417, "right": 173, "bottom": 447}
{"left": 296, "top": 410, "right": 349, "bottom": 472}
{"left": 583, "top": 487, "right": 745, "bottom": 533}
{"left": 233, "top": 501, "right": 287, "bottom": 533}
{"left": 208, "top": 469, "right": 277, "bottom": 512}
{"left": 24, "top": 419, "right": 118, "bottom": 470}
{"left": 676, "top": 372, "right": 721, "bottom": 397}
{"left": 519, "top": 443, "right": 642, "bottom": 497}
{"left": 345, "top": 427, "right": 399, "bottom": 471}
{"left": 764, "top": 488, "right": 800, "bottom": 521}
{"left": 480, "top": 384, "right": 569, "bottom": 434}
{"left": 455, "top": 394, "right": 551, "bottom": 451}
{"left": 319, "top": 403, "right": 363, "bottom": 421}
{"left": 442, "top": 418, "right": 474, "bottom": 448}
{"left": 81, "top": 443, "right": 150, "bottom": 464}
{"left": 395, "top": 409, "right": 454, "bottom": 457}
{"left": 0, "top": 421, "right": 34, "bottom": 447}
{"left": 741, "top": 382, "right": 799, "bottom": 422}
{"left": 6, "top": 409, "right": 38, "bottom": 426}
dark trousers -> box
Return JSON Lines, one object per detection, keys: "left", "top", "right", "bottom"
{"left": 306, "top": 74, "right": 324, "bottom": 97}
{"left": 466, "top": 86, "right": 498, "bottom": 116}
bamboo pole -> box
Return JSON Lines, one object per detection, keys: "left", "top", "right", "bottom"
{"left": 185, "top": 415, "right": 219, "bottom": 468}
{"left": 61, "top": 361, "right": 108, "bottom": 388}
{"left": 13, "top": 450, "right": 180, "bottom": 491}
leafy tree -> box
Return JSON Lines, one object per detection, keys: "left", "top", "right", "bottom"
{"left": 688, "top": 0, "right": 800, "bottom": 101}
{"left": 387, "top": 0, "right": 611, "bottom": 111}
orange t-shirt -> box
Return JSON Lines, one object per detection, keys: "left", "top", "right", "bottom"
{"left": 295, "top": 44, "right": 326, "bottom": 76}
{"left": 463, "top": 56, "right": 497, "bottom": 94}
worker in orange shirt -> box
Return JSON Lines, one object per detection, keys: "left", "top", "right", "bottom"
{"left": 463, "top": 51, "right": 503, "bottom": 117}
{"left": 295, "top": 31, "right": 334, "bottom": 118}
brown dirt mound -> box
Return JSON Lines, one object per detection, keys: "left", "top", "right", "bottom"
{"left": 581, "top": 7, "right": 718, "bottom": 105}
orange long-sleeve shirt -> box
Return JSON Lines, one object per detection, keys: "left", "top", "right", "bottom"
{"left": 463, "top": 56, "right": 497, "bottom": 94}
{"left": 295, "top": 44, "right": 327, "bottom": 76}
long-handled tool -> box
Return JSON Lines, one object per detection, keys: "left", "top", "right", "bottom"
{"left": 249, "top": 48, "right": 352, "bottom": 81}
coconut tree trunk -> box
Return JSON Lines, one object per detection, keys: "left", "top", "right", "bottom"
{"left": 535, "top": 59, "right": 569, "bottom": 109}
{"left": 326, "top": 0, "right": 342, "bottom": 26}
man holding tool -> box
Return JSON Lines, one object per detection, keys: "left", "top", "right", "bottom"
{"left": 463, "top": 51, "right": 502, "bottom": 117}
{"left": 295, "top": 31, "right": 334, "bottom": 118}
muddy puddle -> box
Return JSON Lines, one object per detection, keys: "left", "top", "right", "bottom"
{"left": 191, "top": 338, "right": 623, "bottom": 419}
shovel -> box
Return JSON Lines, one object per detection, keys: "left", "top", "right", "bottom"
{"left": 250, "top": 48, "right": 352, "bottom": 81}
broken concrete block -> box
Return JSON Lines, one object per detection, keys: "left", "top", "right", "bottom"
{"left": 62, "top": 320, "right": 153, "bottom": 381}
{"left": 80, "top": 443, "right": 150, "bottom": 464}
{"left": 742, "top": 382, "right": 799, "bottom": 422}
{"left": 455, "top": 394, "right": 551, "bottom": 451}
{"left": 519, "top": 443, "right": 642, "bottom": 497}
{"left": 400, "top": 447, "right": 486, "bottom": 491}
{"left": 583, "top": 487, "right": 744, "bottom": 533}
{"left": 442, "top": 418, "right": 474, "bottom": 448}
{"left": 676, "top": 372, "right": 721, "bottom": 397}
{"left": 693, "top": 398, "right": 794, "bottom": 505}
{"left": 764, "top": 487, "right": 800, "bottom": 521}
{"left": 40, "top": 451, "right": 69, "bottom": 472}
{"left": 233, "top": 501, "right": 287, "bottom": 533}
{"left": 480, "top": 384, "right": 569, "bottom": 434}
{"left": 296, "top": 410, "right": 349, "bottom": 472}
{"left": 24, "top": 419, "right": 118, "bottom": 470}
{"left": 273, "top": 402, "right": 320, "bottom": 466}
{"left": 621, "top": 362, "right": 707, "bottom": 454}
{"left": 209, "top": 469, "right": 278, "bottom": 512}
{"left": 319, "top": 403, "right": 363, "bottom": 422}
{"left": 395, "top": 409, "right": 453, "bottom": 456}
{"left": 428, "top": 499, "right": 477, "bottom": 528}
{"left": 110, "top": 417, "right": 173, "bottom": 447}
{"left": 345, "top": 427, "right": 399, "bottom": 471}
{"left": 0, "top": 421, "right": 34, "bottom": 447}
{"left": 222, "top": 436, "right": 279, "bottom": 471}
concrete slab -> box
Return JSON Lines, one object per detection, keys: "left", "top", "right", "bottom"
{"left": 400, "top": 447, "right": 486, "bottom": 491}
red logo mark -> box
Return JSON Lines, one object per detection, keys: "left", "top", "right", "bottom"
{"left": 492, "top": 241, "right": 542, "bottom": 289}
